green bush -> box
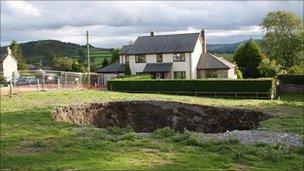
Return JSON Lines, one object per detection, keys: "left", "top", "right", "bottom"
{"left": 288, "top": 64, "right": 304, "bottom": 74}
{"left": 258, "top": 59, "right": 282, "bottom": 77}
{"left": 108, "top": 79, "right": 275, "bottom": 98}
{"left": 277, "top": 74, "right": 304, "bottom": 85}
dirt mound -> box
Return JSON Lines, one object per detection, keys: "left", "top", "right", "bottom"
{"left": 53, "top": 101, "right": 271, "bottom": 133}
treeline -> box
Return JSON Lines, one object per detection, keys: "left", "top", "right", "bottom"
{"left": 233, "top": 10, "right": 303, "bottom": 78}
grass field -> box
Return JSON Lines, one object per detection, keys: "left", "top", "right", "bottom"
{"left": 90, "top": 49, "right": 112, "bottom": 67}
{"left": 1, "top": 91, "right": 303, "bottom": 170}
{"left": 216, "top": 53, "right": 234, "bottom": 62}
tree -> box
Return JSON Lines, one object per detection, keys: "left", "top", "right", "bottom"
{"left": 288, "top": 63, "right": 304, "bottom": 74}
{"left": 51, "top": 56, "right": 73, "bottom": 71}
{"left": 10, "top": 40, "right": 27, "bottom": 69}
{"left": 258, "top": 59, "right": 281, "bottom": 77}
{"left": 102, "top": 58, "right": 108, "bottom": 67}
{"left": 261, "top": 10, "right": 303, "bottom": 68}
{"left": 233, "top": 39, "right": 263, "bottom": 78}
{"left": 70, "top": 60, "right": 84, "bottom": 72}
{"left": 111, "top": 48, "right": 119, "bottom": 63}
{"left": 124, "top": 64, "right": 131, "bottom": 75}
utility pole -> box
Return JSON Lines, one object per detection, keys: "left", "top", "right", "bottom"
{"left": 86, "top": 31, "right": 91, "bottom": 85}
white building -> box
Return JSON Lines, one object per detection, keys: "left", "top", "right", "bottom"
{"left": 96, "top": 29, "right": 236, "bottom": 80}
{"left": 0, "top": 47, "right": 18, "bottom": 82}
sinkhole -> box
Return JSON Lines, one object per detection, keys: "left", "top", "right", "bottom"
{"left": 52, "top": 101, "right": 271, "bottom": 133}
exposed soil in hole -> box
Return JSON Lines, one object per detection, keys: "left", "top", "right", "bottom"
{"left": 52, "top": 101, "right": 271, "bottom": 133}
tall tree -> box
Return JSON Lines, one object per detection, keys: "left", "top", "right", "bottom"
{"left": 10, "top": 40, "right": 27, "bottom": 69}
{"left": 233, "top": 39, "right": 263, "bottom": 78}
{"left": 111, "top": 48, "right": 120, "bottom": 63}
{"left": 102, "top": 58, "right": 109, "bottom": 67}
{"left": 261, "top": 10, "right": 303, "bottom": 68}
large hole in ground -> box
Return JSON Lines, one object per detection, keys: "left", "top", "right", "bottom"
{"left": 53, "top": 101, "right": 271, "bottom": 133}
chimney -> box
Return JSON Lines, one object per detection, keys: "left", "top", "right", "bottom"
{"left": 201, "top": 29, "right": 207, "bottom": 53}
{"left": 150, "top": 31, "right": 155, "bottom": 36}
{"left": 7, "top": 47, "right": 12, "bottom": 55}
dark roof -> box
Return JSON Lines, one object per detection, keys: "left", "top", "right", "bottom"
{"left": 95, "top": 62, "right": 125, "bottom": 73}
{"left": 196, "top": 53, "right": 235, "bottom": 69}
{"left": 118, "top": 45, "right": 132, "bottom": 55}
{"left": 127, "top": 33, "right": 200, "bottom": 55}
{"left": 0, "top": 51, "right": 8, "bottom": 62}
{"left": 143, "top": 62, "right": 173, "bottom": 73}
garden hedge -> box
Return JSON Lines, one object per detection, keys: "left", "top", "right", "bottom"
{"left": 277, "top": 74, "right": 304, "bottom": 85}
{"left": 107, "top": 79, "right": 275, "bottom": 98}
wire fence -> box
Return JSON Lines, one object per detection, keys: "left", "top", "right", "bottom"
{"left": 0, "top": 70, "right": 108, "bottom": 96}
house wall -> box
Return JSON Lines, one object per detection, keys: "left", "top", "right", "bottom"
{"left": 190, "top": 38, "right": 203, "bottom": 79}
{"left": 102, "top": 73, "right": 124, "bottom": 85}
{"left": 2, "top": 55, "right": 18, "bottom": 82}
{"left": 128, "top": 53, "right": 191, "bottom": 79}
{"left": 227, "top": 67, "right": 237, "bottom": 79}
{"left": 119, "top": 55, "right": 125, "bottom": 63}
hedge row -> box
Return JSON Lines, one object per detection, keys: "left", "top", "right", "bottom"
{"left": 277, "top": 74, "right": 304, "bottom": 85}
{"left": 107, "top": 79, "right": 275, "bottom": 97}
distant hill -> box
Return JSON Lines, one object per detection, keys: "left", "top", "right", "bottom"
{"left": 207, "top": 39, "right": 263, "bottom": 54}
{"left": 1, "top": 40, "right": 113, "bottom": 67}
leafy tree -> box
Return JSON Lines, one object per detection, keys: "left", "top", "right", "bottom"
{"left": 258, "top": 59, "right": 282, "bottom": 77}
{"left": 51, "top": 56, "right": 73, "bottom": 71}
{"left": 102, "top": 58, "right": 109, "bottom": 67}
{"left": 233, "top": 39, "right": 263, "bottom": 78}
{"left": 10, "top": 40, "right": 27, "bottom": 69}
{"left": 235, "top": 68, "right": 243, "bottom": 79}
{"left": 261, "top": 10, "right": 303, "bottom": 68}
{"left": 70, "top": 60, "right": 84, "bottom": 72}
{"left": 111, "top": 48, "right": 120, "bottom": 63}
{"left": 124, "top": 64, "right": 131, "bottom": 75}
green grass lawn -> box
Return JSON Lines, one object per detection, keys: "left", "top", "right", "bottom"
{"left": 1, "top": 91, "right": 303, "bottom": 170}
{"left": 215, "top": 53, "right": 234, "bottom": 62}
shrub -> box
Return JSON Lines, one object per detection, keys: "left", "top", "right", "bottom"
{"left": 288, "top": 64, "right": 304, "bottom": 74}
{"left": 113, "top": 74, "right": 152, "bottom": 81}
{"left": 108, "top": 79, "right": 275, "bottom": 98}
{"left": 277, "top": 74, "right": 304, "bottom": 85}
{"left": 236, "top": 68, "right": 243, "bottom": 79}
{"left": 153, "top": 127, "right": 175, "bottom": 139}
{"left": 124, "top": 64, "right": 131, "bottom": 75}
{"left": 258, "top": 59, "right": 282, "bottom": 77}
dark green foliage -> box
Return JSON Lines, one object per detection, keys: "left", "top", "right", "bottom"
{"left": 111, "top": 48, "right": 120, "bottom": 63}
{"left": 70, "top": 60, "right": 84, "bottom": 72}
{"left": 10, "top": 40, "right": 27, "bottom": 70}
{"left": 102, "top": 58, "right": 108, "bottom": 67}
{"left": 233, "top": 39, "right": 263, "bottom": 78}
{"left": 258, "top": 59, "right": 282, "bottom": 77}
{"left": 277, "top": 74, "right": 304, "bottom": 85}
{"left": 108, "top": 79, "right": 275, "bottom": 98}
{"left": 124, "top": 64, "right": 131, "bottom": 75}
{"left": 114, "top": 74, "right": 152, "bottom": 80}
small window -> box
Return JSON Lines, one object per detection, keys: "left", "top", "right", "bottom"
{"left": 173, "top": 53, "right": 186, "bottom": 62}
{"left": 156, "top": 54, "right": 163, "bottom": 62}
{"left": 125, "top": 56, "right": 129, "bottom": 63}
{"left": 174, "top": 71, "right": 186, "bottom": 79}
{"left": 205, "top": 69, "right": 218, "bottom": 78}
{"left": 135, "top": 55, "right": 146, "bottom": 63}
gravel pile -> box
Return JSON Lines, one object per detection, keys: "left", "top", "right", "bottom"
{"left": 203, "top": 130, "right": 303, "bottom": 147}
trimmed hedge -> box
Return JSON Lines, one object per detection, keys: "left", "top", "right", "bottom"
{"left": 107, "top": 79, "right": 275, "bottom": 98}
{"left": 277, "top": 74, "right": 304, "bottom": 85}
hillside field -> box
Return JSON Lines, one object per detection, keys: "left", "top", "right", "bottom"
{"left": 1, "top": 91, "right": 303, "bottom": 170}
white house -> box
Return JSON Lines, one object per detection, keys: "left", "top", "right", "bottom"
{"left": 0, "top": 47, "right": 18, "bottom": 82}
{"left": 96, "top": 29, "right": 236, "bottom": 80}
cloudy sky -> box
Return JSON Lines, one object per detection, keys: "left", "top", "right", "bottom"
{"left": 1, "top": 1, "right": 303, "bottom": 48}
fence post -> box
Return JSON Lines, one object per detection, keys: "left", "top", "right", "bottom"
{"left": 42, "top": 74, "right": 45, "bottom": 91}
{"left": 64, "top": 72, "right": 67, "bottom": 90}
{"left": 9, "top": 78, "right": 13, "bottom": 98}
{"left": 37, "top": 79, "right": 40, "bottom": 92}
{"left": 57, "top": 78, "right": 60, "bottom": 90}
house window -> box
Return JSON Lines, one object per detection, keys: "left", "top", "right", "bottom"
{"left": 135, "top": 55, "right": 146, "bottom": 63}
{"left": 173, "top": 53, "right": 186, "bottom": 62}
{"left": 174, "top": 71, "right": 186, "bottom": 79}
{"left": 125, "top": 56, "right": 129, "bottom": 63}
{"left": 156, "top": 54, "right": 163, "bottom": 62}
{"left": 205, "top": 69, "right": 218, "bottom": 78}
